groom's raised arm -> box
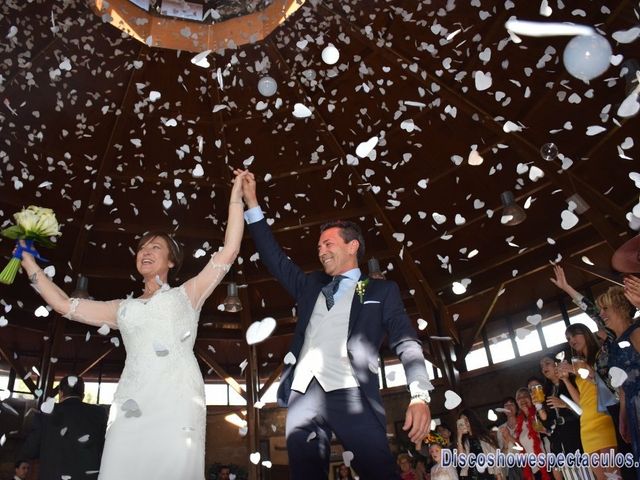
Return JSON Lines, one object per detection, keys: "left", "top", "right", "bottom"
{"left": 242, "top": 174, "right": 307, "bottom": 300}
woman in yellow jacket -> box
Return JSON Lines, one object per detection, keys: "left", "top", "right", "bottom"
{"left": 559, "top": 323, "right": 618, "bottom": 480}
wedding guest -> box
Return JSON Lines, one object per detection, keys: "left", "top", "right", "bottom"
{"left": 551, "top": 267, "right": 635, "bottom": 463}
{"left": 13, "top": 460, "right": 30, "bottom": 480}
{"left": 456, "top": 409, "right": 504, "bottom": 480}
{"left": 217, "top": 465, "right": 231, "bottom": 480}
{"left": 510, "top": 388, "right": 551, "bottom": 480}
{"left": 20, "top": 375, "right": 107, "bottom": 480}
{"left": 596, "top": 292, "right": 640, "bottom": 480}
{"left": 436, "top": 423, "right": 453, "bottom": 449}
{"left": 539, "top": 354, "right": 585, "bottom": 480}
{"left": 428, "top": 436, "right": 457, "bottom": 480}
{"left": 337, "top": 463, "right": 355, "bottom": 480}
{"left": 497, "top": 397, "right": 522, "bottom": 480}
{"left": 398, "top": 453, "right": 418, "bottom": 480}
{"left": 240, "top": 171, "right": 432, "bottom": 480}
{"left": 415, "top": 458, "right": 429, "bottom": 480}
{"left": 559, "top": 324, "right": 620, "bottom": 480}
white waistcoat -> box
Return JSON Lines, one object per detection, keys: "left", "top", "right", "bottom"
{"left": 290, "top": 284, "right": 359, "bottom": 393}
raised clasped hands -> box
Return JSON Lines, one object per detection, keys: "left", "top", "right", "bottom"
{"left": 230, "top": 169, "right": 251, "bottom": 203}
{"left": 233, "top": 168, "right": 257, "bottom": 209}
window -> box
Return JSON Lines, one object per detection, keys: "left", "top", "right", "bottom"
{"left": 228, "top": 384, "right": 248, "bottom": 406}
{"left": 205, "top": 384, "right": 229, "bottom": 405}
{"left": 0, "top": 374, "right": 8, "bottom": 401}
{"left": 69, "top": 382, "right": 118, "bottom": 405}
{"left": 258, "top": 382, "right": 279, "bottom": 404}
{"left": 569, "top": 311, "right": 598, "bottom": 333}
{"left": 542, "top": 319, "right": 568, "bottom": 347}
{"left": 465, "top": 344, "right": 489, "bottom": 371}
{"left": 425, "top": 360, "right": 436, "bottom": 380}
{"left": 96, "top": 383, "right": 118, "bottom": 404}
{"left": 489, "top": 336, "right": 515, "bottom": 364}
{"left": 384, "top": 362, "right": 408, "bottom": 388}
{"left": 514, "top": 326, "right": 542, "bottom": 356}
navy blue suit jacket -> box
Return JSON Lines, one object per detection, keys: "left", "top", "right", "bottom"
{"left": 247, "top": 218, "right": 429, "bottom": 428}
{"left": 20, "top": 398, "right": 108, "bottom": 480}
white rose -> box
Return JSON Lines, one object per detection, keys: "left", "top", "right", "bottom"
{"left": 14, "top": 206, "right": 60, "bottom": 236}
{"left": 34, "top": 211, "right": 60, "bottom": 237}
{"left": 14, "top": 208, "right": 40, "bottom": 232}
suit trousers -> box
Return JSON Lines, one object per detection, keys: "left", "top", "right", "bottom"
{"left": 285, "top": 379, "right": 400, "bottom": 480}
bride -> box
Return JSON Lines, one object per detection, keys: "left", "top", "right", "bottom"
{"left": 17, "top": 170, "right": 249, "bottom": 479}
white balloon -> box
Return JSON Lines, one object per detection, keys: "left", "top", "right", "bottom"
{"left": 562, "top": 34, "right": 612, "bottom": 82}
{"left": 321, "top": 44, "right": 340, "bottom": 65}
{"left": 257, "top": 76, "right": 277, "bottom": 97}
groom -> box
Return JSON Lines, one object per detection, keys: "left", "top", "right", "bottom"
{"left": 239, "top": 172, "right": 432, "bottom": 479}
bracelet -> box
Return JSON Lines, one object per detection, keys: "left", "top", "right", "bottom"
{"left": 410, "top": 392, "right": 430, "bottom": 404}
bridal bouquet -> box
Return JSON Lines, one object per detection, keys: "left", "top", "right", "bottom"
{"left": 0, "top": 206, "right": 61, "bottom": 285}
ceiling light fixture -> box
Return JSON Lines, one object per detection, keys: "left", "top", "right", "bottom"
{"left": 223, "top": 282, "right": 242, "bottom": 312}
{"left": 500, "top": 191, "right": 527, "bottom": 226}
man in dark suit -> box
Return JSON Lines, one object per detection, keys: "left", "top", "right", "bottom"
{"left": 239, "top": 171, "right": 432, "bottom": 479}
{"left": 12, "top": 460, "right": 30, "bottom": 480}
{"left": 20, "top": 375, "right": 108, "bottom": 480}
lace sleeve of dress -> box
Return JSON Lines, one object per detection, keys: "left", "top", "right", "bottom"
{"left": 62, "top": 298, "right": 121, "bottom": 329}
{"left": 184, "top": 252, "right": 233, "bottom": 311}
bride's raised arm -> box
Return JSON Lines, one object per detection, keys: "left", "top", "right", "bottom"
{"left": 19, "top": 248, "right": 121, "bottom": 329}
{"left": 183, "top": 170, "right": 247, "bottom": 311}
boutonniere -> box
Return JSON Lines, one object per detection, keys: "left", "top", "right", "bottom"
{"left": 356, "top": 278, "right": 370, "bottom": 303}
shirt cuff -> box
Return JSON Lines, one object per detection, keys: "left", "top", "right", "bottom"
{"left": 409, "top": 378, "right": 433, "bottom": 403}
{"left": 244, "top": 206, "right": 264, "bottom": 224}
{"left": 571, "top": 293, "right": 588, "bottom": 311}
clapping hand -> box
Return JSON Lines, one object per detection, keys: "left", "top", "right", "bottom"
{"left": 623, "top": 275, "right": 640, "bottom": 309}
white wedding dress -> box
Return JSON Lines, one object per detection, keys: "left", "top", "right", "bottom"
{"left": 63, "top": 255, "right": 230, "bottom": 480}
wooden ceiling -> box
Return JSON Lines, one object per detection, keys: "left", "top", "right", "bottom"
{"left": 0, "top": 0, "right": 638, "bottom": 384}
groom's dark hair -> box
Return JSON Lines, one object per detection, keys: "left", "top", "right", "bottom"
{"left": 320, "top": 220, "right": 365, "bottom": 261}
{"left": 59, "top": 375, "right": 85, "bottom": 399}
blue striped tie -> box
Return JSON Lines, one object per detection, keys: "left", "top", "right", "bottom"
{"left": 321, "top": 275, "right": 345, "bottom": 310}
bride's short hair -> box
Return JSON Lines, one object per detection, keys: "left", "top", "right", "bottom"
{"left": 137, "top": 231, "right": 184, "bottom": 275}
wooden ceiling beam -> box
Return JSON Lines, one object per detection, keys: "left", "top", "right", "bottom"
{"left": 108, "top": 158, "right": 341, "bottom": 188}
{"left": 91, "top": 221, "right": 225, "bottom": 239}
{"left": 462, "top": 282, "right": 506, "bottom": 358}
{"left": 195, "top": 345, "right": 247, "bottom": 400}
{"left": 410, "top": 182, "right": 553, "bottom": 255}
{"left": 431, "top": 222, "right": 594, "bottom": 292}
{"left": 49, "top": 345, "right": 116, "bottom": 397}
{"left": 446, "top": 239, "right": 607, "bottom": 308}
{"left": 89, "top": 205, "right": 370, "bottom": 241}
{"left": 0, "top": 338, "right": 38, "bottom": 395}
{"left": 257, "top": 363, "right": 284, "bottom": 399}
{"left": 320, "top": 2, "right": 629, "bottom": 245}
